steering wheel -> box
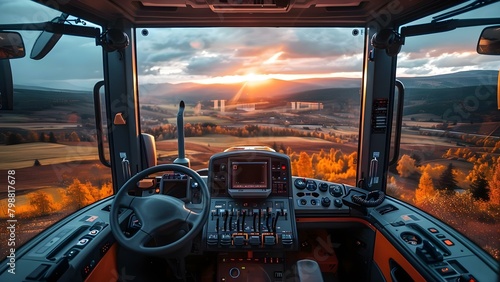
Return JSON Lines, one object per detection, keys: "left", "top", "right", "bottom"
{"left": 109, "top": 164, "right": 210, "bottom": 256}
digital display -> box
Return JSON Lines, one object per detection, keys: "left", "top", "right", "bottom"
{"left": 160, "top": 173, "right": 188, "bottom": 199}
{"left": 231, "top": 161, "right": 268, "bottom": 189}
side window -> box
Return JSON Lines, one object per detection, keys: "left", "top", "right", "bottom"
{"left": 388, "top": 23, "right": 500, "bottom": 259}
{"left": 0, "top": 16, "right": 110, "bottom": 258}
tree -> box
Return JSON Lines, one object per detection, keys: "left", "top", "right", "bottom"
{"left": 6, "top": 133, "right": 23, "bottom": 145}
{"left": 64, "top": 179, "right": 96, "bottom": 209}
{"left": 69, "top": 131, "right": 80, "bottom": 142}
{"left": 490, "top": 157, "right": 500, "bottom": 206}
{"left": 437, "top": 163, "right": 457, "bottom": 193}
{"left": 100, "top": 182, "right": 113, "bottom": 199}
{"left": 396, "top": 154, "right": 417, "bottom": 177}
{"left": 415, "top": 171, "right": 435, "bottom": 205}
{"left": 49, "top": 132, "right": 57, "bottom": 143}
{"left": 29, "top": 191, "right": 56, "bottom": 216}
{"left": 469, "top": 173, "right": 489, "bottom": 201}
{"left": 294, "top": 151, "right": 314, "bottom": 178}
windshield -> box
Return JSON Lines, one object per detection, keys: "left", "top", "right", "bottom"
{"left": 137, "top": 27, "right": 364, "bottom": 184}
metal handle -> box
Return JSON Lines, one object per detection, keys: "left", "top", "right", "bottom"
{"left": 93, "top": 80, "right": 111, "bottom": 167}
{"left": 389, "top": 79, "right": 405, "bottom": 166}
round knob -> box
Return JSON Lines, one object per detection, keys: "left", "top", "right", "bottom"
{"left": 294, "top": 178, "right": 306, "bottom": 190}
{"left": 319, "top": 183, "right": 328, "bottom": 192}
{"left": 300, "top": 199, "right": 307, "bottom": 205}
{"left": 306, "top": 180, "right": 317, "bottom": 191}
{"left": 330, "top": 185, "right": 343, "bottom": 197}
{"left": 321, "top": 197, "right": 331, "bottom": 207}
{"left": 334, "top": 199, "right": 343, "bottom": 208}
{"left": 229, "top": 267, "right": 240, "bottom": 278}
{"left": 311, "top": 199, "right": 318, "bottom": 206}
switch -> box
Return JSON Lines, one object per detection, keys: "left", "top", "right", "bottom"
{"left": 264, "top": 235, "right": 276, "bottom": 246}
{"left": 443, "top": 239, "right": 454, "bottom": 246}
{"left": 220, "top": 234, "right": 231, "bottom": 246}
{"left": 281, "top": 234, "right": 293, "bottom": 245}
{"left": 233, "top": 236, "right": 245, "bottom": 246}
{"left": 207, "top": 233, "right": 218, "bottom": 245}
{"left": 249, "top": 236, "right": 261, "bottom": 246}
{"left": 76, "top": 238, "right": 90, "bottom": 247}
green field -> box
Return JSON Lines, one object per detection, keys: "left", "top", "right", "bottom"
{"left": 0, "top": 142, "right": 99, "bottom": 170}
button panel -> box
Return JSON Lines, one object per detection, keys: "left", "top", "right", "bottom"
{"left": 292, "top": 177, "right": 349, "bottom": 213}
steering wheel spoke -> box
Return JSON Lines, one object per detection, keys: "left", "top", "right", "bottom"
{"left": 114, "top": 192, "right": 135, "bottom": 208}
{"left": 126, "top": 229, "right": 153, "bottom": 249}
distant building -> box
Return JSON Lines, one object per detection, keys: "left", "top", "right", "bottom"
{"left": 212, "top": 99, "right": 226, "bottom": 112}
{"left": 236, "top": 103, "right": 256, "bottom": 111}
{"left": 290, "top": 102, "right": 323, "bottom": 110}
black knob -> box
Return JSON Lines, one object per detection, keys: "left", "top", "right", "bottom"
{"left": 319, "top": 183, "right": 328, "bottom": 192}
{"left": 294, "top": 178, "right": 307, "bottom": 190}
{"left": 334, "top": 199, "right": 343, "bottom": 208}
{"left": 321, "top": 197, "right": 331, "bottom": 207}
{"left": 330, "top": 185, "right": 343, "bottom": 197}
{"left": 300, "top": 199, "right": 307, "bottom": 205}
{"left": 306, "top": 180, "right": 317, "bottom": 191}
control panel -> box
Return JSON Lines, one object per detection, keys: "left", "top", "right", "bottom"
{"left": 292, "top": 177, "right": 350, "bottom": 214}
{"left": 203, "top": 150, "right": 297, "bottom": 251}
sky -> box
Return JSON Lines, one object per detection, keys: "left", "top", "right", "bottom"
{"left": 1, "top": 0, "right": 500, "bottom": 89}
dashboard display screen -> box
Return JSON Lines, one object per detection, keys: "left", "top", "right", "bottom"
{"left": 231, "top": 161, "right": 268, "bottom": 189}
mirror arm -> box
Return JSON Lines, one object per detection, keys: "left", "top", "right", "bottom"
{"left": 402, "top": 18, "right": 500, "bottom": 37}
{"left": 0, "top": 22, "right": 99, "bottom": 38}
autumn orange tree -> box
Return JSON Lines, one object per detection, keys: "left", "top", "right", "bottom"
{"left": 29, "top": 191, "right": 57, "bottom": 216}
{"left": 63, "top": 179, "right": 99, "bottom": 209}
{"left": 396, "top": 154, "right": 417, "bottom": 177}
{"left": 490, "top": 157, "right": 500, "bottom": 206}
{"left": 415, "top": 171, "right": 435, "bottom": 205}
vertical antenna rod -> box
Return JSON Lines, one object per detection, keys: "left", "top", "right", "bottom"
{"left": 174, "top": 100, "right": 190, "bottom": 167}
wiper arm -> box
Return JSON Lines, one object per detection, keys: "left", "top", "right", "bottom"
{"left": 433, "top": 0, "right": 500, "bottom": 22}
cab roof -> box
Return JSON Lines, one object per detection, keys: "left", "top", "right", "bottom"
{"left": 34, "top": 0, "right": 469, "bottom": 27}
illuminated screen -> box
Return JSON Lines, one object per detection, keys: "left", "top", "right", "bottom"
{"left": 231, "top": 161, "right": 268, "bottom": 189}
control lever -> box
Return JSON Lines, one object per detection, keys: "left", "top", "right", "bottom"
{"left": 416, "top": 240, "right": 443, "bottom": 263}
{"left": 241, "top": 209, "right": 246, "bottom": 232}
{"left": 253, "top": 210, "right": 258, "bottom": 232}
{"left": 266, "top": 208, "right": 271, "bottom": 231}
{"left": 120, "top": 152, "right": 131, "bottom": 181}
{"left": 173, "top": 101, "right": 190, "bottom": 167}
{"left": 229, "top": 209, "right": 234, "bottom": 231}
{"left": 223, "top": 209, "right": 228, "bottom": 232}
{"left": 273, "top": 211, "right": 280, "bottom": 233}
{"left": 236, "top": 210, "right": 241, "bottom": 232}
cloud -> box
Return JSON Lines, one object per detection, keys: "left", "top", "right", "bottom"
{"left": 135, "top": 27, "right": 365, "bottom": 82}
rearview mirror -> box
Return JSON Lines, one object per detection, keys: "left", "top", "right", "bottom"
{"left": 477, "top": 26, "right": 500, "bottom": 55}
{"left": 0, "top": 31, "right": 25, "bottom": 59}
{"left": 31, "top": 13, "right": 68, "bottom": 60}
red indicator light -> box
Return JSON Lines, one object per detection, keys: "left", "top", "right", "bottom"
{"left": 281, "top": 165, "right": 286, "bottom": 170}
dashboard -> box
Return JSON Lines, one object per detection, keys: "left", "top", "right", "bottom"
{"left": 0, "top": 149, "right": 498, "bottom": 282}
{"left": 204, "top": 150, "right": 297, "bottom": 252}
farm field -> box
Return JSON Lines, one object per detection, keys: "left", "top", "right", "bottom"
{"left": 0, "top": 142, "right": 100, "bottom": 170}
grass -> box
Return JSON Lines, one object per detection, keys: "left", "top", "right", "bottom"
{"left": 0, "top": 142, "right": 99, "bottom": 170}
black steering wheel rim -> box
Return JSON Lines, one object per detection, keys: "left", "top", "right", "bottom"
{"left": 109, "top": 164, "right": 210, "bottom": 256}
